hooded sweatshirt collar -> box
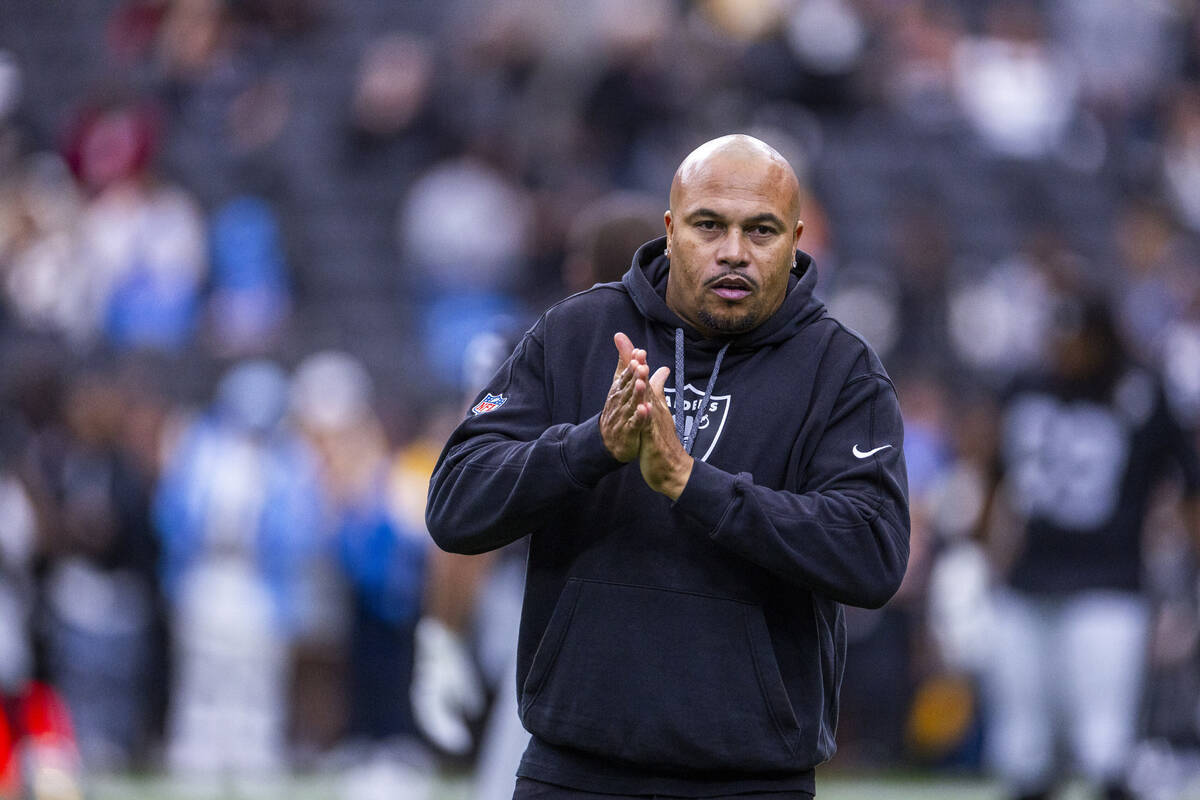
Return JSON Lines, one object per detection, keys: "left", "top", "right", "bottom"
{"left": 621, "top": 236, "right": 826, "bottom": 350}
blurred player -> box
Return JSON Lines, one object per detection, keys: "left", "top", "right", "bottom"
{"left": 981, "top": 296, "right": 1200, "bottom": 800}
{"left": 155, "top": 361, "right": 325, "bottom": 789}
{"left": 291, "top": 350, "right": 439, "bottom": 797}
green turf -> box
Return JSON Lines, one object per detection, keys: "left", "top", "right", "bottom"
{"left": 88, "top": 771, "right": 1012, "bottom": 800}
{"left": 818, "top": 775, "right": 1000, "bottom": 799}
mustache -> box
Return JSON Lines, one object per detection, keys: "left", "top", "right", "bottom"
{"left": 703, "top": 272, "right": 759, "bottom": 290}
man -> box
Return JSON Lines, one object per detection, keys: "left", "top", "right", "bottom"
{"left": 982, "top": 297, "right": 1200, "bottom": 800}
{"left": 426, "top": 134, "right": 910, "bottom": 797}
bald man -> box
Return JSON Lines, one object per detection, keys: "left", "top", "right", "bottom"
{"left": 426, "top": 135, "right": 910, "bottom": 798}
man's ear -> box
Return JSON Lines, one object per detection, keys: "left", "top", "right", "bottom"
{"left": 664, "top": 209, "right": 673, "bottom": 253}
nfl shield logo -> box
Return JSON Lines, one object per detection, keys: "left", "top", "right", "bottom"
{"left": 471, "top": 393, "right": 507, "bottom": 415}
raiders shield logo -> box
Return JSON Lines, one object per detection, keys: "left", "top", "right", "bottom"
{"left": 663, "top": 385, "right": 731, "bottom": 462}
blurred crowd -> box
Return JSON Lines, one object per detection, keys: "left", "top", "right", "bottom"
{"left": 2, "top": 0, "right": 1200, "bottom": 798}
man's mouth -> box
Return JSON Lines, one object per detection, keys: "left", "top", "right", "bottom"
{"left": 707, "top": 274, "right": 755, "bottom": 301}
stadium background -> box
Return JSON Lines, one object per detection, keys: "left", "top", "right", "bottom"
{"left": 1, "top": 0, "right": 1199, "bottom": 797}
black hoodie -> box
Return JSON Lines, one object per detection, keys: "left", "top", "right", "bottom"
{"left": 426, "top": 238, "right": 910, "bottom": 795}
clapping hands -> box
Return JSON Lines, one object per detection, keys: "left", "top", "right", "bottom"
{"left": 599, "top": 332, "right": 693, "bottom": 500}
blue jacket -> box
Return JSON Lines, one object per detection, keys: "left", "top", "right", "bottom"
{"left": 155, "top": 416, "right": 325, "bottom": 637}
{"left": 426, "top": 237, "right": 909, "bottom": 795}
{"left": 336, "top": 474, "right": 427, "bottom": 625}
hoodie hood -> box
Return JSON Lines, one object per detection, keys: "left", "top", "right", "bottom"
{"left": 622, "top": 236, "right": 826, "bottom": 350}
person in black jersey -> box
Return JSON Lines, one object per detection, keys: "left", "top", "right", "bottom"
{"left": 424, "top": 134, "right": 910, "bottom": 798}
{"left": 981, "top": 296, "right": 1200, "bottom": 800}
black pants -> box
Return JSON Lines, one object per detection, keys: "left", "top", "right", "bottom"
{"left": 514, "top": 778, "right": 815, "bottom": 800}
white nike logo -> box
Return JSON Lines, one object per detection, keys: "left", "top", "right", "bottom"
{"left": 852, "top": 444, "right": 893, "bottom": 459}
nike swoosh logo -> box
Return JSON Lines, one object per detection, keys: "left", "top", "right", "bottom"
{"left": 852, "top": 444, "right": 893, "bottom": 459}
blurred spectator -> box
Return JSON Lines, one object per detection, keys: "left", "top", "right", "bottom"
{"left": 561, "top": 191, "right": 662, "bottom": 293}
{"left": 0, "top": 408, "right": 46, "bottom": 797}
{"left": 399, "top": 157, "right": 531, "bottom": 388}
{"left": 290, "top": 350, "right": 434, "bottom": 792}
{"left": 980, "top": 297, "right": 1200, "bottom": 800}
{"left": 918, "top": 395, "right": 1000, "bottom": 766}
{"left": 825, "top": 207, "right": 955, "bottom": 373}
{"left": 1162, "top": 279, "right": 1200, "bottom": 430}
{"left": 824, "top": 261, "right": 903, "bottom": 364}
{"left": 64, "top": 99, "right": 208, "bottom": 351}
{"left": 952, "top": 2, "right": 1079, "bottom": 159}
{"left": 785, "top": 0, "right": 867, "bottom": 80}
{"left": 1113, "top": 196, "right": 1198, "bottom": 361}
{"left": 401, "top": 157, "right": 530, "bottom": 296}
{"left": 343, "top": 29, "right": 452, "bottom": 177}
{"left": 350, "top": 34, "right": 434, "bottom": 141}
{"left": 925, "top": 395, "right": 999, "bottom": 676}
{"left": 154, "top": 360, "right": 324, "bottom": 784}
{"left": 575, "top": 3, "right": 683, "bottom": 188}
{"left": 1163, "top": 84, "right": 1200, "bottom": 234}
{"left": 0, "top": 154, "right": 87, "bottom": 341}
{"left": 14, "top": 367, "right": 163, "bottom": 772}
{"left": 204, "top": 195, "right": 292, "bottom": 357}
{"left": 693, "top": 0, "right": 787, "bottom": 45}
{"left": 0, "top": 681, "right": 84, "bottom": 799}
{"left": 154, "top": 0, "right": 234, "bottom": 84}
{"left": 1049, "top": 0, "right": 1184, "bottom": 118}
{"left": 946, "top": 232, "right": 1084, "bottom": 388}
{"left": 112, "top": 0, "right": 299, "bottom": 207}
{"left": 1131, "top": 477, "right": 1200, "bottom": 800}
{"left": 889, "top": 210, "right": 955, "bottom": 372}
{"left": 876, "top": 1, "right": 963, "bottom": 128}
{"left": 0, "top": 446, "right": 36, "bottom": 700}
{"left": 0, "top": 50, "right": 24, "bottom": 190}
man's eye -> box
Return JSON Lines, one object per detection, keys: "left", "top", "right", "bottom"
{"left": 696, "top": 220, "right": 718, "bottom": 230}
{"left": 751, "top": 225, "right": 776, "bottom": 236}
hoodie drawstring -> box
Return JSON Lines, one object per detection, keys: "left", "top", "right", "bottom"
{"left": 673, "top": 328, "right": 730, "bottom": 456}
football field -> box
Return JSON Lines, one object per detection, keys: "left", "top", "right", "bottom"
{"left": 89, "top": 771, "right": 1015, "bottom": 800}
{"left": 90, "top": 770, "right": 1189, "bottom": 800}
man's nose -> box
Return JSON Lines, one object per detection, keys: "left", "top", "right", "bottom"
{"left": 715, "top": 229, "right": 749, "bottom": 266}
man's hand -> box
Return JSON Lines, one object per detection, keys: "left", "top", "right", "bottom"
{"left": 637, "top": 365, "right": 694, "bottom": 500}
{"left": 600, "top": 332, "right": 649, "bottom": 462}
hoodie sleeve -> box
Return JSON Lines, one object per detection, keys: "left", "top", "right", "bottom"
{"left": 425, "top": 323, "right": 624, "bottom": 555}
{"left": 673, "top": 372, "right": 910, "bottom": 609}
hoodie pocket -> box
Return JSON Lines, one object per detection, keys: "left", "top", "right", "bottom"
{"left": 520, "top": 578, "right": 802, "bottom": 772}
